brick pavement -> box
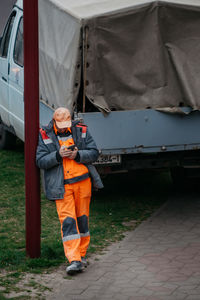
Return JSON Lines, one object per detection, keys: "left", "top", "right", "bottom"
{"left": 48, "top": 191, "right": 200, "bottom": 300}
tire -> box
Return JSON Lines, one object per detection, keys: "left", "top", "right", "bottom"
{"left": 0, "top": 119, "right": 16, "bottom": 150}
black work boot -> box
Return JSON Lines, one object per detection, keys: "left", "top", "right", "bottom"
{"left": 66, "top": 261, "right": 83, "bottom": 275}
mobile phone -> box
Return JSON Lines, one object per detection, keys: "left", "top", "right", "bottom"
{"left": 67, "top": 144, "right": 76, "bottom": 151}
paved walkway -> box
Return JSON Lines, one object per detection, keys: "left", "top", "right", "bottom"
{"left": 49, "top": 191, "right": 200, "bottom": 300}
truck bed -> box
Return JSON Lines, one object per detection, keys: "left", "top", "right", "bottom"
{"left": 79, "top": 108, "right": 200, "bottom": 155}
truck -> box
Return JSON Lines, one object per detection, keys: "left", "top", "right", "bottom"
{"left": 1, "top": 0, "right": 200, "bottom": 182}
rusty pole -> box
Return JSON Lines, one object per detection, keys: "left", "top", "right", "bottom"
{"left": 24, "top": 0, "right": 41, "bottom": 258}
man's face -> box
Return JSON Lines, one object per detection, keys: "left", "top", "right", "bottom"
{"left": 54, "top": 120, "right": 69, "bottom": 133}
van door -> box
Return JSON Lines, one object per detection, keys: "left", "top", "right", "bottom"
{"left": 0, "top": 11, "right": 16, "bottom": 126}
{"left": 9, "top": 13, "right": 24, "bottom": 141}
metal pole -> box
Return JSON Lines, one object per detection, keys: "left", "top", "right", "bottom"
{"left": 24, "top": 0, "right": 41, "bottom": 258}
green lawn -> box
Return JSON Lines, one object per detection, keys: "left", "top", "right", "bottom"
{"left": 0, "top": 142, "right": 172, "bottom": 295}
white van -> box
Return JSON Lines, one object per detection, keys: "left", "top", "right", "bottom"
{"left": 0, "top": 0, "right": 52, "bottom": 149}
{"left": 0, "top": 0, "right": 23, "bottom": 148}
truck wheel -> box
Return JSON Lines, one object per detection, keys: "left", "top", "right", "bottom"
{"left": 0, "top": 120, "right": 16, "bottom": 150}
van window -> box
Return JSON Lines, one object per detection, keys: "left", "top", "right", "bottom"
{"left": 0, "top": 11, "right": 16, "bottom": 58}
{"left": 14, "top": 18, "right": 23, "bottom": 67}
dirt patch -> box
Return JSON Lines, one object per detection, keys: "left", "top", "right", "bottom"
{"left": 1, "top": 265, "right": 68, "bottom": 299}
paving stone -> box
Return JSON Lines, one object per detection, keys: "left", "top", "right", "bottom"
{"left": 95, "top": 277, "right": 115, "bottom": 284}
{"left": 189, "top": 243, "right": 200, "bottom": 247}
{"left": 158, "top": 267, "right": 179, "bottom": 273}
{"left": 103, "top": 255, "right": 123, "bottom": 263}
{"left": 128, "top": 297, "right": 149, "bottom": 300}
{"left": 116, "top": 249, "right": 131, "bottom": 254}
{"left": 170, "top": 291, "right": 189, "bottom": 299}
{"left": 162, "top": 282, "right": 180, "bottom": 290}
{"left": 176, "top": 285, "right": 199, "bottom": 294}
{"left": 104, "top": 285, "right": 122, "bottom": 293}
{"left": 179, "top": 269, "right": 197, "bottom": 276}
{"left": 184, "top": 288, "right": 200, "bottom": 295}
{"left": 134, "top": 287, "right": 154, "bottom": 296}
{"left": 66, "top": 296, "right": 83, "bottom": 300}
{"left": 160, "top": 295, "right": 187, "bottom": 300}
{"left": 118, "top": 287, "right": 141, "bottom": 297}
{"left": 185, "top": 296, "right": 200, "bottom": 300}
{"left": 167, "top": 275, "right": 189, "bottom": 282}
{"left": 146, "top": 286, "right": 172, "bottom": 293}
{"left": 114, "top": 263, "right": 132, "bottom": 271}
{"left": 153, "top": 290, "right": 173, "bottom": 296}
{"left": 129, "top": 266, "right": 147, "bottom": 273}
{"left": 111, "top": 278, "right": 132, "bottom": 286}
{"left": 153, "top": 274, "right": 170, "bottom": 281}
{"left": 146, "top": 266, "right": 161, "bottom": 273}
{"left": 181, "top": 277, "right": 200, "bottom": 285}
{"left": 136, "top": 274, "right": 157, "bottom": 281}
{"left": 130, "top": 279, "right": 147, "bottom": 288}
{"left": 83, "top": 285, "right": 104, "bottom": 291}
{"left": 111, "top": 293, "right": 130, "bottom": 300}
{"left": 121, "top": 257, "right": 141, "bottom": 263}
{"left": 143, "top": 253, "right": 162, "bottom": 258}
{"left": 145, "top": 282, "right": 165, "bottom": 288}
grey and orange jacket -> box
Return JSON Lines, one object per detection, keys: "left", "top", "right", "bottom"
{"left": 36, "top": 119, "right": 103, "bottom": 200}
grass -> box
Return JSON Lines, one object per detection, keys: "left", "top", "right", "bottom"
{"left": 0, "top": 141, "right": 172, "bottom": 295}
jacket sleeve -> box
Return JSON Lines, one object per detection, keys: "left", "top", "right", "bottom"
{"left": 76, "top": 129, "right": 99, "bottom": 164}
{"left": 36, "top": 133, "right": 61, "bottom": 170}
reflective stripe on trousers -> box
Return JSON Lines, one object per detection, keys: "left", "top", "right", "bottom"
{"left": 56, "top": 177, "right": 91, "bottom": 263}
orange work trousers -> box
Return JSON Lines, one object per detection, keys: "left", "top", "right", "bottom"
{"left": 56, "top": 178, "right": 91, "bottom": 263}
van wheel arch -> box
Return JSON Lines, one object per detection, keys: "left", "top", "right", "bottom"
{"left": 0, "top": 119, "right": 16, "bottom": 150}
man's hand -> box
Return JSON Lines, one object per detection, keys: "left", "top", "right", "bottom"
{"left": 68, "top": 147, "right": 78, "bottom": 160}
{"left": 59, "top": 146, "right": 78, "bottom": 159}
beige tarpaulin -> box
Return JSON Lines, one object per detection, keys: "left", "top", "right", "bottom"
{"left": 38, "top": 0, "right": 200, "bottom": 113}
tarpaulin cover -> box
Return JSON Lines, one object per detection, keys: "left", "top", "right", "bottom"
{"left": 38, "top": 0, "right": 200, "bottom": 113}
{"left": 85, "top": 1, "right": 200, "bottom": 112}
{"left": 38, "top": 0, "right": 82, "bottom": 113}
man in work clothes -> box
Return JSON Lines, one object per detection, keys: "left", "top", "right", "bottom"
{"left": 36, "top": 107, "right": 103, "bottom": 275}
